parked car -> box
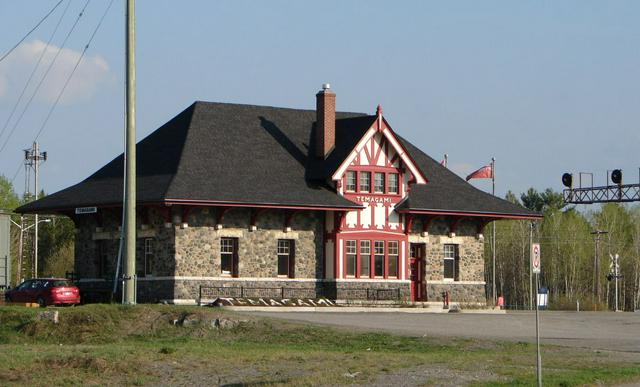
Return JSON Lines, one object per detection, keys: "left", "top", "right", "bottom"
{"left": 4, "top": 278, "right": 81, "bottom": 307}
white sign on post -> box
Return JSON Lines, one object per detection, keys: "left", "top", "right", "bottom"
{"left": 531, "top": 243, "right": 541, "bottom": 274}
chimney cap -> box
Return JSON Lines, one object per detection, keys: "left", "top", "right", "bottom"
{"left": 322, "top": 83, "right": 331, "bottom": 90}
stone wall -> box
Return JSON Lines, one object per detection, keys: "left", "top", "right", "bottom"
{"left": 410, "top": 217, "right": 486, "bottom": 303}
{"left": 73, "top": 207, "right": 175, "bottom": 280}
{"left": 132, "top": 278, "right": 410, "bottom": 303}
{"left": 72, "top": 206, "right": 486, "bottom": 304}
{"left": 426, "top": 283, "right": 485, "bottom": 303}
{"left": 174, "top": 208, "right": 324, "bottom": 279}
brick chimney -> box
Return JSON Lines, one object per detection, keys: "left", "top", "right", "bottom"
{"left": 316, "top": 83, "right": 336, "bottom": 159}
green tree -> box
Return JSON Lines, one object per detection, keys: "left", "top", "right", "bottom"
{"left": 0, "top": 175, "right": 20, "bottom": 210}
{"left": 39, "top": 216, "right": 75, "bottom": 277}
{"left": 521, "top": 188, "right": 544, "bottom": 212}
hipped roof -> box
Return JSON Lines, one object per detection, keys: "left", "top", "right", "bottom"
{"left": 17, "top": 101, "right": 539, "bottom": 219}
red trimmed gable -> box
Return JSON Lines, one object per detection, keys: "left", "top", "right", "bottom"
{"left": 331, "top": 106, "right": 427, "bottom": 186}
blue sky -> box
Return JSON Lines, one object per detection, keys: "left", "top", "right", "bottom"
{"left": 0, "top": 1, "right": 638, "bottom": 199}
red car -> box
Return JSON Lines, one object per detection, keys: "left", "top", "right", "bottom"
{"left": 4, "top": 278, "right": 81, "bottom": 307}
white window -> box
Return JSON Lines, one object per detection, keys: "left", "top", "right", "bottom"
{"left": 346, "top": 240, "right": 357, "bottom": 277}
{"left": 389, "top": 173, "right": 399, "bottom": 194}
{"left": 388, "top": 241, "right": 399, "bottom": 278}
{"left": 277, "top": 239, "right": 294, "bottom": 278}
{"left": 346, "top": 171, "right": 357, "bottom": 192}
{"left": 374, "top": 172, "right": 385, "bottom": 193}
{"left": 360, "top": 240, "right": 371, "bottom": 278}
{"left": 444, "top": 244, "right": 459, "bottom": 280}
{"left": 144, "top": 238, "right": 154, "bottom": 277}
{"left": 360, "top": 172, "right": 371, "bottom": 193}
{"left": 221, "top": 238, "right": 237, "bottom": 276}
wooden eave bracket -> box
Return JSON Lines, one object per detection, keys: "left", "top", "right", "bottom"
{"left": 250, "top": 208, "right": 269, "bottom": 227}
{"left": 449, "top": 217, "right": 464, "bottom": 236}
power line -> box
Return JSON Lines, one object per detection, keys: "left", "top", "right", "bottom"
{"left": 33, "top": 0, "right": 116, "bottom": 143}
{"left": 10, "top": 161, "right": 23, "bottom": 185}
{"left": 0, "top": 0, "right": 91, "bottom": 155}
{"left": 0, "top": 0, "right": 72, "bottom": 144}
{"left": 0, "top": 0, "right": 64, "bottom": 64}
{"left": 4, "top": 0, "right": 114, "bottom": 187}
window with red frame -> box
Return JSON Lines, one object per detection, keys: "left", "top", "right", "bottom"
{"left": 360, "top": 172, "right": 371, "bottom": 193}
{"left": 345, "top": 171, "right": 357, "bottom": 192}
{"left": 374, "top": 173, "right": 385, "bottom": 193}
{"left": 388, "top": 241, "right": 399, "bottom": 278}
{"left": 346, "top": 240, "right": 357, "bottom": 276}
{"left": 360, "top": 240, "right": 371, "bottom": 277}
{"left": 374, "top": 241, "right": 385, "bottom": 277}
{"left": 389, "top": 173, "right": 399, "bottom": 194}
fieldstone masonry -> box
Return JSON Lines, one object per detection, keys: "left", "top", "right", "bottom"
{"left": 72, "top": 206, "right": 487, "bottom": 304}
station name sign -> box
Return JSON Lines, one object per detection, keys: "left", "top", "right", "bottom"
{"left": 354, "top": 195, "right": 392, "bottom": 204}
{"left": 75, "top": 206, "right": 97, "bottom": 215}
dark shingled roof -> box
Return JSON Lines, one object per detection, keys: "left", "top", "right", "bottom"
{"left": 396, "top": 137, "right": 540, "bottom": 218}
{"left": 17, "top": 101, "right": 539, "bottom": 219}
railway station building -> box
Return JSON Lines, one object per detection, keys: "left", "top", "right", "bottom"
{"left": 17, "top": 86, "right": 540, "bottom": 304}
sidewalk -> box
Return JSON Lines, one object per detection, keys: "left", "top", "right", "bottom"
{"left": 215, "top": 305, "right": 506, "bottom": 314}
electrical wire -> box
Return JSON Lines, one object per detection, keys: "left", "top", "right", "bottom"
{"left": 0, "top": 0, "right": 91, "bottom": 155}
{"left": 10, "top": 160, "right": 23, "bottom": 185}
{"left": 0, "top": 0, "right": 64, "bottom": 64}
{"left": 33, "top": 0, "right": 116, "bottom": 143}
{"left": 4, "top": 0, "right": 113, "bottom": 189}
{"left": 0, "top": 0, "right": 72, "bottom": 145}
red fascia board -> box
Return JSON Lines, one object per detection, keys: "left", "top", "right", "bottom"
{"left": 397, "top": 208, "right": 543, "bottom": 220}
{"left": 18, "top": 200, "right": 363, "bottom": 215}
{"left": 380, "top": 116, "right": 428, "bottom": 184}
{"left": 163, "top": 198, "right": 363, "bottom": 211}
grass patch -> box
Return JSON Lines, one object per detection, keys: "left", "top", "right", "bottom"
{"left": 0, "top": 304, "right": 638, "bottom": 386}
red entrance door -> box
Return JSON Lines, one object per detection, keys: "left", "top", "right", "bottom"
{"left": 410, "top": 243, "right": 426, "bottom": 302}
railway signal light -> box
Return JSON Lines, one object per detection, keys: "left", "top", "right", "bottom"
{"left": 562, "top": 173, "right": 572, "bottom": 188}
{"left": 611, "top": 169, "right": 622, "bottom": 185}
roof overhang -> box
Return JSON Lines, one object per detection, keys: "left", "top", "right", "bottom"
{"left": 162, "top": 198, "right": 363, "bottom": 211}
{"left": 396, "top": 208, "right": 543, "bottom": 220}
{"left": 16, "top": 198, "right": 365, "bottom": 215}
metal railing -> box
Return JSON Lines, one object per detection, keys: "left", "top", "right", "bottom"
{"left": 198, "top": 285, "right": 402, "bottom": 304}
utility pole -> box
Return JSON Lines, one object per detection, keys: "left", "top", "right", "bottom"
{"left": 17, "top": 216, "right": 23, "bottom": 283}
{"left": 591, "top": 230, "right": 608, "bottom": 308}
{"left": 123, "top": 0, "right": 137, "bottom": 304}
{"left": 24, "top": 142, "right": 46, "bottom": 278}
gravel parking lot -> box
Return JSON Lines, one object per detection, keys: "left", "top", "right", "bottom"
{"left": 247, "top": 310, "right": 640, "bottom": 354}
